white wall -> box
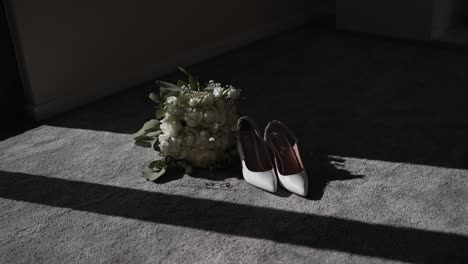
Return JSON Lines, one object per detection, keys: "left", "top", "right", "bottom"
{"left": 336, "top": 0, "right": 466, "bottom": 40}
{"left": 464, "top": 1, "right": 468, "bottom": 19}
{"left": 432, "top": 0, "right": 463, "bottom": 37}
{"left": 336, "top": 0, "right": 433, "bottom": 40}
{"left": 5, "top": 0, "right": 333, "bottom": 120}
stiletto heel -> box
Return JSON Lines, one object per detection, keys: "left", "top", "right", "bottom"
{"left": 237, "top": 117, "right": 277, "bottom": 193}
{"left": 264, "top": 120, "right": 308, "bottom": 196}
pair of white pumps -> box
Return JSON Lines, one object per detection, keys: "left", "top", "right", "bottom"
{"left": 237, "top": 117, "right": 308, "bottom": 196}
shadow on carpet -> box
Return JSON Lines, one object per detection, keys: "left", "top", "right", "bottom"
{"left": 1, "top": 171, "right": 467, "bottom": 263}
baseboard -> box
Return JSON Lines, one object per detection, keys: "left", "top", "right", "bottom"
{"left": 29, "top": 7, "right": 331, "bottom": 121}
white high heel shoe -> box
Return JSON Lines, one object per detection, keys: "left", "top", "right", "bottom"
{"left": 237, "top": 116, "right": 277, "bottom": 193}
{"left": 264, "top": 120, "right": 308, "bottom": 196}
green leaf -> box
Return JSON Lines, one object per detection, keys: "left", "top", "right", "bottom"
{"left": 160, "top": 87, "right": 181, "bottom": 100}
{"left": 156, "top": 80, "right": 181, "bottom": 98}
{"left": 132, "top": 119, "right": 160, "bottom": 140}
{"left": 156, "top": 108, "right": 166, "bottom": 119}
{"left": 148, "top": 160, "right": 158, "bottom": 169}
{"left": 178, "top": 66, "right": 190, "bottom": 76}
{"left": 144, "top": 126, "right": 160, "bottom": 133}
{"left": 149, "top": 92, "right": 160, "bottom": 103}
{"left": 131, "top": 129, "right": 147, "bottom": 139}
{"left": 155, "top": 80, "right": 181, "bottom": 90}
{"left": 189, "top": 75, "right": 198, "bottom": 90}
{"left": 177, "top": 80, "right": 187, "bottom": 88}
{"left": 143, "top": 119, "right": 159, "bottom": 130}
{"left": 142, "top": 167, "right": 167, "bottom": 181}
{"left": 164, "top": 90, "right": 180, "bottom": 98}
{"left": 146, "top": 130, "right": 162, "bottom": 137}
{"left": 148, "top": 159, "right": 165, "bottom": 170}
{"left": 178, "top": 67, "right": 200, "bottom": 90}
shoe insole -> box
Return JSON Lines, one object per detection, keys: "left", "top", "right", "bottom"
{"left": 239, "top": 131, "right": 272, "bottom": 172}
{"left": 270, "top": 133, "right": 303, "bottom": 175}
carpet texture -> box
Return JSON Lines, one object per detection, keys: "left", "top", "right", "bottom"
{"left": 1, "top": 20, "right": 468, "bottom": 263}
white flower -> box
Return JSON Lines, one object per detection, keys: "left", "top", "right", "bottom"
{"left": 185, "top": 133, "right": 195, "bottom": 146}
{"left": 167, "top": 140, "right": 181, "bottom": 157}
{"left": 184, "top": 127, "right": 198, "bottom": 146}
{"left": 210, "top": 123, "right": 221, "bottom": 133}
{"left": 213, "top": 87, "right": 224, "bottom": 98}
{"left": 146, "top": 77, "right": 241, "bottom": 169}
{"left": 225, "top": 88, "right": 240, "bottom": 100}
{"left": 178, "top": 148, "right": 187, "bottom": 159}
{"left": 201, "top": 93, "right": 214, "bottom": 106}
{"left": 166, "top": 96, "right": 178, "bottom": 105}
{"left": 197, "top": 130, "right": 210, "bottom": 146}
{"left": 173, "top": 136, "right": 183, "bottom": 145}
{"left": 160, "top": 117, "right": 182, "bottom": 137}
{"left": 184, "top": 108, "right": 203, "bottom": 127}
{"left": 187, "top": 148, "right": 217, "bottom": 167}
{"left": 159, "top": 137, "right": 184, "bottom": 159}
{"left": 160, "top": 140, "right": 170, "bottom": 153}
{"left": 177, "top": 93, "right": 189, "bottom": 106}
{"left": 158, "top": 133, "right": 170, "bottom": 143}
{"left": 203, "top": 109, "right": 218, "bottom": 124}
{"left": 189, "top": 98, "right": 200, "bottom": 107}
{"left": 215, "top": 100, "right": 227, "bottom": 125}
{"left": 166, "top": 105, "right": 180, "bottom": 116}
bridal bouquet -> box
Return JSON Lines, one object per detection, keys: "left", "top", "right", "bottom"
{"left": 133, "top": 67, "right": 241, "bottom": 180}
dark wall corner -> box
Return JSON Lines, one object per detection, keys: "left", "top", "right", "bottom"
{"left": 0, "top": 1, "right": 35, "bottom": 139}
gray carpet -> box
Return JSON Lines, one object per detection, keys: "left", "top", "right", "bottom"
{"left": 1, "top": 20, "right": 468, "bottom": 263}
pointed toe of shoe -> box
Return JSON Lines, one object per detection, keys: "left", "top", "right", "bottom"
{"left": 278, "top": 172, "right": 308, "bottom": 196}
{"left": 243, "top": 168, "right": 277, "bottom": 193}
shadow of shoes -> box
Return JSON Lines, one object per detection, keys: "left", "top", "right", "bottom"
{"left": 305, "top": 152, "right": 364, "bottom": 200}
